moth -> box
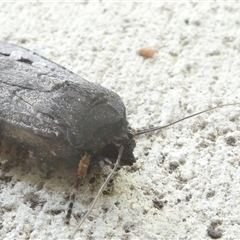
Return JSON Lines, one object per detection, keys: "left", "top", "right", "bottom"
{"left": 0, "top": 41, "right": 238, "bottom": 238}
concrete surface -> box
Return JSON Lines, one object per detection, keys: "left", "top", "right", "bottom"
{"left": 0, "top": 2, "right": 240, "bottom": 240}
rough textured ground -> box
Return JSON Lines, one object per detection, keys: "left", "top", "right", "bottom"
{"left": 0, "top": 2, "right": 240, "bottom": 240}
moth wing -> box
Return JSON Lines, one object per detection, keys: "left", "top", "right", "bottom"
{"left": 0, "top": 42, "right": 127, "bottom": 150}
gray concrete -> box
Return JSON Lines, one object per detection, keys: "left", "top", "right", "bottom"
{"left": 0, "top": 2, "right": 240, "bottom": 240}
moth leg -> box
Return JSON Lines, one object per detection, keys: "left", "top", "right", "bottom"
{"left": 65, "top": 153, "right": 91, "bottom": 223}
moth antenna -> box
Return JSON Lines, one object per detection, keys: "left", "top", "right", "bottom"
{"left": 135, "top": 103, "right": 240, "bottom": 136}
{"left": 70, "top": 146, "right": 124, "bottom": 239}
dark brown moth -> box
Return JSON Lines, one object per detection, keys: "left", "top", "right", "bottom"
{"left": 0, "top": 41, "right": 136, "bottom": 225}
{"left": 0, "top": 41, "right": 239, "bottom": 238}
{"left": 0, "top": 41, "right": 136, "bottom": 170}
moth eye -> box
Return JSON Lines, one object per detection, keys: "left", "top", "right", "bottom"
{"left": 127, "top": 127, "right": 135, "bottom": 139}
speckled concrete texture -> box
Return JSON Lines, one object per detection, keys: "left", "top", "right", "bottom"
{"left": 0, "top": 2, "right": 240, "bottom": 240}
